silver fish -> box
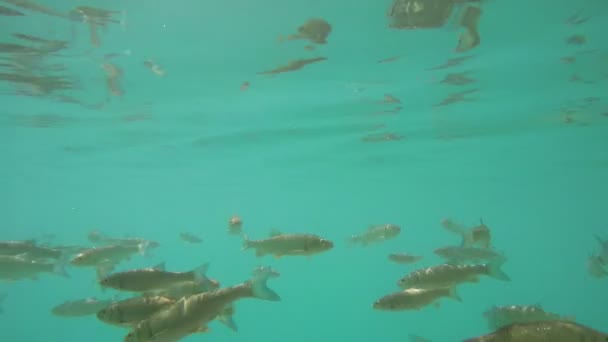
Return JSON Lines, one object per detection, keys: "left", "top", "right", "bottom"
{"left": 52, "top": 297, "right": 116, "bottom": 317}
{"left": 0, "top": 254, "right": 68, "bottom": 281}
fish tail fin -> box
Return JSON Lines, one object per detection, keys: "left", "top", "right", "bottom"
{"left": 193, "top": 263, "right": 210, "bottom": 282}
{"left": 250, "top": 267, "right": 281, "bottom": 301}
{"left": 96, "top": 263, "right": 114, "bottom": 280}
{"left": 448, "top": 286, "right": 462, "bottom": 302}
{"left": 487, "top": 257, "right": 510, "bottom": 281}
{"left": 52, "top": 258, "right": 69, "bottom": 278}
{"left": 460, "top": 230, "right": 475, "bottom": 247}
{"left": 347, "top": 236, "right": 358, "bottom": 247}
{"left": 138, "top": 241, "right": 149, "bottom": 256}
{"left": 217, "top": 312, "right": 238, "bottom": 332}
{"left": 242, "top": 235, "right": 251, "bottom": 250}
{"left": 119, "top": 10, "right": 128, "bottom": 31}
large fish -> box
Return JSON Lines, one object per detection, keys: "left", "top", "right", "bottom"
{"left": 52, "top": 297, "right": 116, "bottom": 317}
{"left": 463, "top": 320, "right": 608, "bottom": 342}
{"left": 0, "top": 254, "right": 68, "bottom": 281}
{"left": 99, "top": 262, "right": 210, "bottom": 293}
{"left": 398, "top": 259, "right": 510, "bottom": 290}
{"left": 123, "top": 268, "right": 280, "bottom": 341}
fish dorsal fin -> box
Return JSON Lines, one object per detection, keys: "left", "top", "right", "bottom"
{"left": 269, "top": 229, "right": 282, "bottom": 237}
{"left": 367, "top": 225, "right": 377, "bottom": 231}
{"left": 152, "top": 262, "right": 166, "bottom": 271}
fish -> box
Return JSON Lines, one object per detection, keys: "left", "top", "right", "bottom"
{"left": 70, "top": 243, "right": 149, "bottom": 276}
{"left": 143, "top": 264, "right": 220, "bottom": 298}
{"left": 123, "top": 268, "right": 280, "bottom": 342}
{"left": 349, "top": 224, "right": 401, "bottom": 246}
{"left": 179, "top": 232, "right": 202, "bottom": 244}
{"left": 434, "top": 246, "right": 504, "bottom": 264}
{"left": 0, "top": 240, "right": 63, "bottom": 260}
{"left": 97, "top": 296, "right": 175, "bottom": 327}
{"left": 409, "top": 334, "right": 432, "bottom": 342}
{"left": 257, "top": 57, "right": 327, "bottom": 75}
{"left": 87, "top": 230, "right": 160, "bottom": 249}
{"left": 143, "top": 59, "right": 165, "bottom": 77}
{"left": 52, "top": 297, "right": 117, "bottom": 317}
{"left": 143, "top": 278, "right": 220, "bottom": 299}
{"left": 462, "top": 320, "right": 608, "bottom": 342}
{"left": 483, "top": 304, "right": 576, "bottom": 330}
{"left": 242, "top": 230, "right": 333, "bottom": 259}
{"left": 388, "top": 253, "right": 423, "bottom": 264}
{"left": 2, "top": 0, "right": 67, "bottom": 19}
{"left": 0, "top": 4, "right": 24, "bottom": 15}
{"left": 0, "top": 254, "right": 68, "bottom": 281}
{"left": 373, "top": 287, "right": 461, "bottom": 311}
{"left": 99, "top": 262, "right": 211, "bottom": 293}
{"left": 278, "top": 18, "right": 332, "bottom": 44}
{"left": 397, "top": 258, "right": 510, "bottom": 290}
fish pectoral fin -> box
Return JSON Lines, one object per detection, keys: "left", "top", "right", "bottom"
{"left": 434, "top": 302, "right": 441, "bottom": 309}
{"left": 255, "top": 250, "right": 265, "bottom": 257}
{"left": 193, "top": 325, "right": 210, "bottom": 333}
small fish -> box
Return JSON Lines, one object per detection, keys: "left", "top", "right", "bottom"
{"left": 97, "top": 296, "right": 175, "bottom": 327}
{"left": 565, "top": 34, "right": 587, "bottom": 45}
{"left": 143, "top": 59, "right": 165, "bottom": 77}
{"left": 388, "top": 253, "right": 423, "bottom": 265}
{"left": 379, "top": 94, "right": 401, "bottom": 104}
{"left": 373, "top": 287, "right": 461, "bottom": 311}
{"left": 434, "top": 246, "right": 504, "bottom": 264}
{"left": 179, "top": 232, "right": 202, "bottom": 244}
{"left": 243, "top": 230, "right": 333, "bottom": 259}
{"left": 99, "top": 262, "right": 211, "bottom": 293}
{"left": 278, "top": 18, "right": 332, "bottom": 45}
{"left": 257, "top": 57, "right": 327, "bottom": 75}
{"left": 483, "top": 304, "right": 576, "bottom": 330}
{"left": 123, "top": 268, "right": 280, "bottom": 342}
{"left": 378, "top": 56, "right": 399, "bottom": 64}
{"left": 349, "top": 224, "right": 401, "bottom": 247}
{"left": 0, "top": 4, "right": 24, "bottom": 15}
{"left": 239, "top": 82, "right": 250, "bottom": 91}
{"left": 0, "top": 254, "right": 68, "bottom": 281}
{"left": 462, "top": 320, "right": 608, "bottom": 342}
{"left": 228, "top": 215, "right": 243, "bottom": 235}
{"left": 52, "top": 297, "right": 116, "bottom": 317}
{"left": 409, "top": 334, "right": 432, "bottom": 342}
{"left": 397, "top": 258, "right": 510, "bottom": 290}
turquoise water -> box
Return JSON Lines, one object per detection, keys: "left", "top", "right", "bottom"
{"left": 1, "top": 0, "right": 608, "bottom": 341}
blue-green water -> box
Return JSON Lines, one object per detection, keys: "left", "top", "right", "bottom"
{"left": 1, "top": 0, "right": 608, "bottom": 341}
